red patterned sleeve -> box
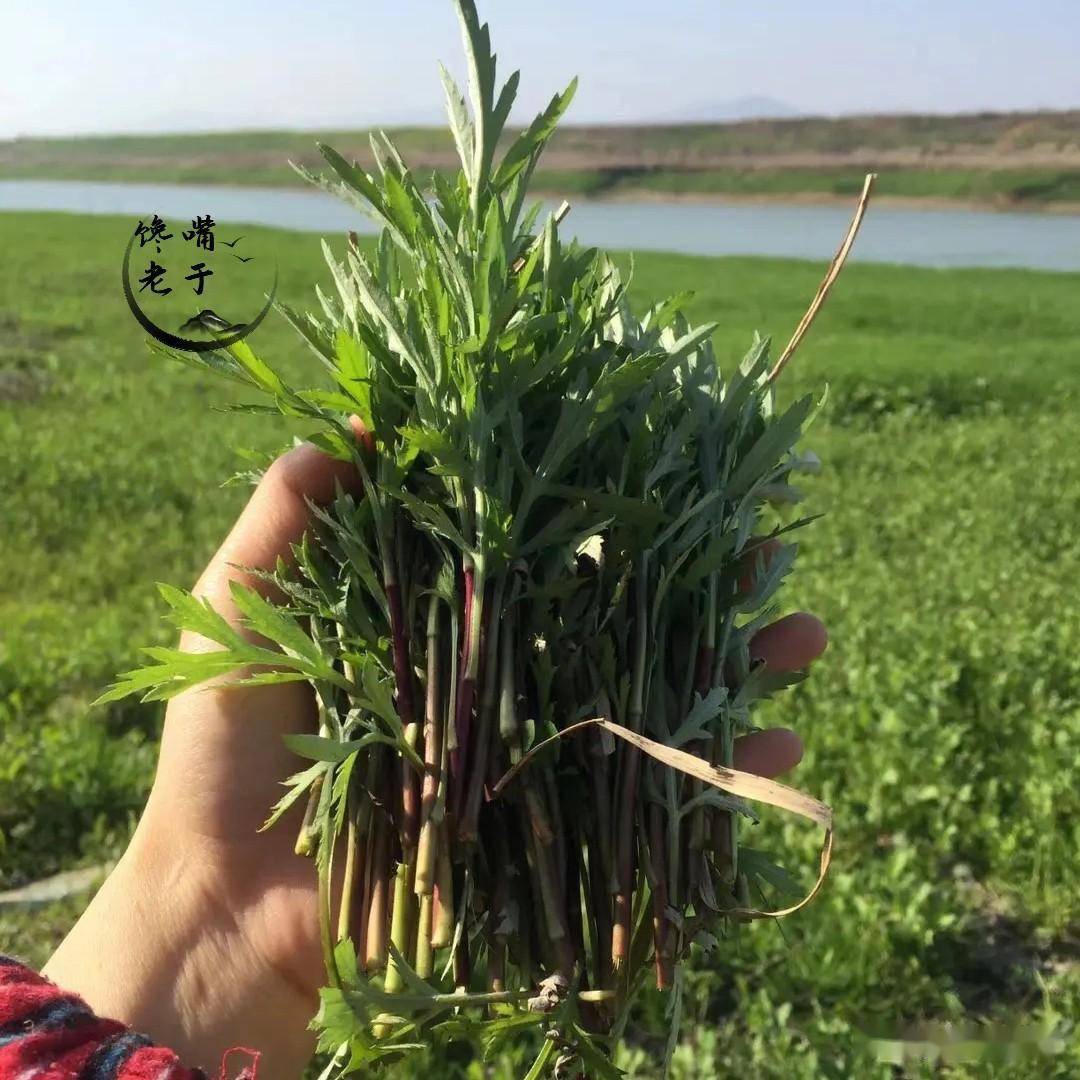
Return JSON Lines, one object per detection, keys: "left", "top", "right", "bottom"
{"left": 0, "top": 957, "right": 259, "bottom": 1079}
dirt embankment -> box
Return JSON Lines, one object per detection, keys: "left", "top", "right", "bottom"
{"left": 4, "top": 109, "right": 1080, "bottom": 212}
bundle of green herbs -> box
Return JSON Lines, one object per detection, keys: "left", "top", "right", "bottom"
{"left": 102, "top": 3, "right": 870, "bottom": 1074}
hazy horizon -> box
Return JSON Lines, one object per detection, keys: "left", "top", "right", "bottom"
{"left": 9, "top": 102, "right": 1080, "bottom": 143}
{"left": 5, "top": 0, "right": 1079, "bottom": 140}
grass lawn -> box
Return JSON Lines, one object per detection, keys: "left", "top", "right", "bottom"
{"left": 1, "top": 211, "right": 1078, "bottom": 1077}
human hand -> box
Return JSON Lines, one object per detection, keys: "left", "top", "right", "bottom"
{"left": 45, "top": 442, "right": 362, "bottom": 1079}
{"left": 44, "top": 440, "right": 826, "bottom": 1079}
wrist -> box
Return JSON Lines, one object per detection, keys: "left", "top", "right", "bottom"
{"left": 44, "top": 822, "right": 316, "bottom": 1078}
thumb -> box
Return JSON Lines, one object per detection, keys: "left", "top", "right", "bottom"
{"left": 187, "top": 434, "right": 364, "bottom": 649}
{"left": 150, "top": 431, "right": 365, "bottom": 839}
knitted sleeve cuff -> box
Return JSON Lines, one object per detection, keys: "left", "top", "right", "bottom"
{"left": 0, "top": 956, "right": 260, "bottom": 1080}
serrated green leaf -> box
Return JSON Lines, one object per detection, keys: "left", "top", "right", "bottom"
{"left": 726, "top": 394, "right": 814, "bottom": 497}
{"left": 284, "top": 730, "right": 402, "bottom": 764}
{"left": 157, "top": 583, "right": 247, "bottom": 649}
{"left": 260, "top": 761, "right": 326, "bottom": 832}
{"left": 228, "top": 581, "right": 327, "bottom": 669}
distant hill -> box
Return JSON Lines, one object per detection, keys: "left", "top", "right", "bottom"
{"left": 656, "top": 96, "right": 802, "bottom": 123}
{"left": 3, "top": 109, "right": 1079, "bottom": 208}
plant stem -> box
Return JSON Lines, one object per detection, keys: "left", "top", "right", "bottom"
{"left": 415, "top": 590, "right": 444, "bottom": 896}
{"left": 384, "top": 857, "right": 416, "bottom": 994}
{"left": 488, "top": 941, "right": 507, "bottom": 994}
{"left": 649, "top": 801, "right": 673, "bottom": 990}
{"left": 453, "top": 932, "right": 471, "bottom": 991}
{"left": 431, "top": 828, "right": 454, "bottom": 949}
{"left": 294, "top": 771, "right": 324, "bottom": 857}
{"left": 418, "top": 987, "right": 615, "bottom": 1008}
{"left": 712, "top": 601, "right": 739, "bottom": 883}
{"left": 488, "top": 819, "right": 513, "bottom": 992}
{"left": 545, "top": 770, "right": 568, "bottom": 901}
{"left": 415, "top": 892, "right": 435, "bottom": 980}
{"left": 383, "top": 518, "right": 420, "bottom": 854}
{"left": 565, "top": 820, "right": 585, "bottom": 964}
{"left": 528, "top": 822, "right": 574, "bottom": 975}
{"left": 587, "top": 730, "right": 615, "bottom": 894}
{"left": 365, "top": 815, "right": 391, "bottom": 971}
{"left": 585, "top": 835, "right": 613, "bottom": 991}
{"left": 497, "top": 599, "right": 519, "bottom": 749}
{"left": 613, "top": 551, "right": 649, "bottom": 973}
{"left": 460, "top": 575, "right": 505, "bottom": 842}
{"left": 724, "top": 720, "right": 739, "bottom": 881}
{"left": 358, "top": 812, "right": 375, "bottom": 965}
{"left": 337, "top": 803, "right": 360, "bottom": 944}
{"left": 689, "top": 574, "right": 718, "bottom": 854}
{"left": 450, "top": 554, "right": 484, "bottom": 817}
{"left": 501, "top": 626, "right": 551, "bottom": 847}
{"left": 524, "top": 784, "right": 555, "bottom": 845}
{"left": 317, "top": 774, "right": 341, "bottom": 989}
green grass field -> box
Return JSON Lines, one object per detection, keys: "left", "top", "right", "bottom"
{"left": 2, "top": 211, "right": 1079, "bottom": 1077}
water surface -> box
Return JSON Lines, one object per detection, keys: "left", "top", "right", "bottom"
{"left": 2, "top": 179, "right": 1078, "bottom": 271}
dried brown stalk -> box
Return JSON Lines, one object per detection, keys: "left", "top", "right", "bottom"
{"left": 767, "top": 172, "right": 877, "bottom": 383}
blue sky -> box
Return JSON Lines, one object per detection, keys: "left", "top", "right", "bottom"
{"left": 4, "top": 0, "right": 1078, "bottom": 137}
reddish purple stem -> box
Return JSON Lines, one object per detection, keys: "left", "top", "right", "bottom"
{"left": 448, "top": 563, "right": 476, "bottom": 815}
{"left": 387, "top": 580, "right": 419, "bottom": 850}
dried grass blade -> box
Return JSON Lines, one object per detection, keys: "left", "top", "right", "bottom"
{"left": 493, "top": 717, "right": 833, "bottom": 920}
{"left": 767, "top": 172, "right": 877, "bottom": 383}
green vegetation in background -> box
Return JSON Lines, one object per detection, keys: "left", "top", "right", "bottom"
{"left": 4, "top": 156, "right": 1080, "bottom": 208}
{"left": 5, "top": 108, "right": 1080, "bottom": 160}
{"left": 1, "top": 212, "right": 1078, "bottom": 1076}
{"left": 617, "top": 167, "right": 1080, "bottom": 204}
{"left": 4, "top": 111, "right": 1080, "bottom": 207}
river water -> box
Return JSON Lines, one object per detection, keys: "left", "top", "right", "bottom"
{"left": 2, "top": 178, "right": 1079, "bottom": 271}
